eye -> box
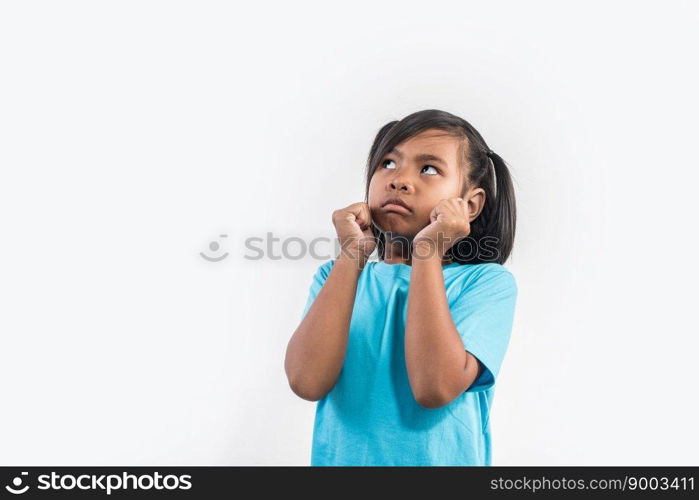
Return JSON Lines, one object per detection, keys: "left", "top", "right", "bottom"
{"left": 421, "top": 165, "right": 439, "bottom": 175}
{"left": 381, "top": 159, "right": 440, "bottom": 176}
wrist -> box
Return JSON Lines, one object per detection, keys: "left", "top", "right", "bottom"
{"left": 336, "top": 248, "right": 369, "bottom": 270}
{"left": 412, "top": 239, "right": 445, "bottom": 262}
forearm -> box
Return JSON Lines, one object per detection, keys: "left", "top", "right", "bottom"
{"left": 285, "top": 253, "right": 364, "bottom": 401}
{"left": 405, "top": 248, "right": 468, "bottom": 407}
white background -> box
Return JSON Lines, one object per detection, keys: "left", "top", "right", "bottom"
{"left": 1, "top": 1, "right": 697, "bottom": 465}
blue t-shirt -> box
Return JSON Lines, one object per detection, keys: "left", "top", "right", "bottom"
{"left": 300, "top": 258, "right": 518, "bottom": 466}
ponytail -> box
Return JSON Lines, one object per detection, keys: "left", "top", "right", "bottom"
{"left": 487, "top": 151, "right": 516, "bottom": 263}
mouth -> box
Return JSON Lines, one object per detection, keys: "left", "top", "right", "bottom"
{"left": 381, "top": 198, "right": 412, "bottom": 215}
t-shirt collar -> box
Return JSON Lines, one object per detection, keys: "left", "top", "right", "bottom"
{"left": 371, "top": 259, "right": 462, "bottom": 278}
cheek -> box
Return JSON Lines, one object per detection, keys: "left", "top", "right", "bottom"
{"left": 417, "top": 194, "right": 440, "bottom": 213}
{"left": 367, "top": 176, "right": 382, "bottom": 205}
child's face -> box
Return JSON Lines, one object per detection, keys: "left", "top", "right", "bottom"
{"left": 368, "top": 128, "right": 467, "bottom": 238}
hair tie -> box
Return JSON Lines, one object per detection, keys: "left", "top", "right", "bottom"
{"left": 487, "top": 153, "right": 497, "bottom": 199}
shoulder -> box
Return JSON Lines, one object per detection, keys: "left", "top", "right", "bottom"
{"left": 456, "top": 263, "right": 517, "bottom": 296}
{"left": 474, "top": 263, "right": 516, "bottom": 284}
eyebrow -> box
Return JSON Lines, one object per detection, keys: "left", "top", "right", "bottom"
{"left": 388, "top": 147, "right": 447, "bottom": 166}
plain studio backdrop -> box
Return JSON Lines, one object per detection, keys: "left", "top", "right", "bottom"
{"left": 1, "top": 1, "right": 697, "bottom": 466}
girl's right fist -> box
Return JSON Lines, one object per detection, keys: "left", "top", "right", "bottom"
{"left": 332, "top": 202, "right": 377, "bottom": 262}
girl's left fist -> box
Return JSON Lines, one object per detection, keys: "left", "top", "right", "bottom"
{"left": 413, "top": 198, "right": 471, "bottom": 258}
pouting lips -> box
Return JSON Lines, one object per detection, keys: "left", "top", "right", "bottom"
{"left": 382, "top": 203, "right": 412, "bottom": 215}
{"left": 381, "top": 198, "right": 412, "bottom": 213}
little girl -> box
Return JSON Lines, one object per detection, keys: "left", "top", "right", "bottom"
{"left": 285, "top": 109, "right": 518, "bottom": 466}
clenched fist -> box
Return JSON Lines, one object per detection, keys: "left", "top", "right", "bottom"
{"left": 413, "top": 198, "right": 471, "bottom": 259}
{"left": 332, "top": 202, "right": 378, "bottom": 264}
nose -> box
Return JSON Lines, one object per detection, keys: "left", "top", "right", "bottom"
{"left": 387, "top": 175, "right": 414, "bottom": 193}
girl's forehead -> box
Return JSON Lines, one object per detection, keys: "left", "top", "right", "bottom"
{"left": 394, "top": 133, "right": 462, "bottom": 166}
{"left": 400, "top": 130, "right": 461, "bottom": 152}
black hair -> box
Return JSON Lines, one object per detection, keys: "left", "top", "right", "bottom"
{"left": 364, "top": 109, "right": 516, "bottom": 265}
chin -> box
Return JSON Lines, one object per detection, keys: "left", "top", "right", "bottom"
{"left": 376, "top": 218, "right": 418, "bottom": 239}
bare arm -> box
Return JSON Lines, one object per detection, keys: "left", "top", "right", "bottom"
{"left": 284, "top": 254, "right": 364, "bottom": 401}
{"left": 284, "top": 202, "right": 375, "bottom": 402}
{"left": 405, "top": 247, "right": 481, "bottom": 409}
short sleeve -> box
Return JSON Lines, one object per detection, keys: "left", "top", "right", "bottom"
{"left": 449, "top": 267, "right": 518, "bottom": 393}
{"left": 300, "top": 259, "right": 335, "bottom": 320}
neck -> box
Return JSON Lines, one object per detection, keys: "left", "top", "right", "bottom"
{"left": 381, "top": 233, "right": 453, "bottom": 267}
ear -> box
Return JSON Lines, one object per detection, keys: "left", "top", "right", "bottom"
{"left": 465, "top": 187, "right": 486, "bottom": 222}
